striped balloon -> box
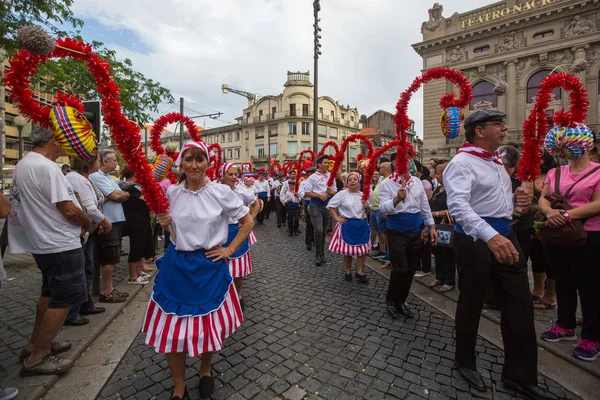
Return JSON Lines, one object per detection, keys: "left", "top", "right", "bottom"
{"left": 441, "top": 107, "right": 463, "bottom": 139}
{"left": 544, "top": 123, "right": 594, "bottom": 160}
{"left": 49, "top": 106, "right": 97, "bottom": 160}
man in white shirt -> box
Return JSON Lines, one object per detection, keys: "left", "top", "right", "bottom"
{"left": 273, "top": 173, "right": 286, "bottom": 228}
{"left": 8, "top": 125, "right": 92, "bottom": 376}
{"left": 298, "top": 168, "right": 314, "bottom": 250}
{"left": 90, "top": 150, "right": 130, "bottom": 303}
{"left": 304, "top": 156, "right": 337, "bottom": 265}
{"left": 253, "top": 172, "right": 270, "bottom": 225}
{"left": 379, "top": 160, "right": 437, "bottom": 319}
{"left": 445, "top": 110, "right": 555, "bottom": 400}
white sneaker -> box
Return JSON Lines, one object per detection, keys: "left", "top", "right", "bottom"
{"left": 127, "top": 276, "right": 149, "bottom": 285}
{"left": 139, "top": 271, "right": 152, "bottom": 279}
{"left": 414, "top": 271, "right": 431, "bottom": 278}
{"left": 0, "top": 387, "right": 18, "bottom": 400}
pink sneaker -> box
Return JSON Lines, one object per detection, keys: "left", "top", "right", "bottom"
{"left": 572, "top": 339, "right": 600, "bottom": 362}
{"left": 540, "top": 324, "right": 577, "bottom": 342}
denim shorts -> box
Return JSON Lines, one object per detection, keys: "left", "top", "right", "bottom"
{"left": 33, "top": 248, "right": 87, "bottom": 309}
{"left": 369, "top": 209, "right": 386, "bottom": 231}
{"left": 97, "top": 221, "right": 123, "bottom": 265}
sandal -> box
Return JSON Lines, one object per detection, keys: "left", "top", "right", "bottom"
{"left": 98, "top": 291, "right": 126, "bottom": 303}
{"left": 427, "top": 279, "right": 443, "bottom": 288}
{"left": 533, "top": 299, "right": 556, "bottom": 310}
{"left": 439, "top": 284, "right": 455, "bottom": 293}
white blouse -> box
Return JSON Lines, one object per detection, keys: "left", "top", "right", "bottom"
{"left": 327, "top": 190, "right": 367, "bottom": 219}
{"left": 168, "top": 181, "right": 249, "bottom": 251}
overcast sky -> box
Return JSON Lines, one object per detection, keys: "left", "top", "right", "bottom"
{"left": 71, "top": 0, "right": 484, "bottom": 137}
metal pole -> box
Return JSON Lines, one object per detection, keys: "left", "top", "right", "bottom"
{"left": 18, "top": 126, "right": 23, "bottom": 160}
{"left": 312, "top": 1, "right": 320, "bottom": 153}
{"left": 144, "top": 127, "right": 148, "bottom": 158}
{"left": 179, "top": 97, "right": 184, "bottom": 149}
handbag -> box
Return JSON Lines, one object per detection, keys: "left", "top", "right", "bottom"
{"left": 536, "top": 165, "right": 600, "bottom": 247}
{"left": 435, "top": 211, "right": 455, "bottom": 248}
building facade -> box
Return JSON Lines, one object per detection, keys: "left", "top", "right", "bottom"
{"left": 201, "top": 71, "right": 362, "bottom": 172}
{"left": 360, "top": 110, "right": 423, "bottom": 162}
{"left": 413, "top": 0, "right": 600, "bottom": 161}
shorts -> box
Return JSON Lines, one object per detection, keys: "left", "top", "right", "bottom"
{"left": 97, "top": 221, "right": 123, "bottom": 265}
{"left": 33, "top": 248, "right": 87, "bottom": 309}
{"left": 126, "top": 217, "right": 152, "bottom": 263}
{"left": 369, "top": 209, "right": 386, "bottom": 231}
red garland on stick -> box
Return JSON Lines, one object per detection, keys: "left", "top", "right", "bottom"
{"left": 271, "top": 162, "right": 282, "bottom": 176}
{"left": 361, "top": 139, "right": 402, "bottom": 202}
{"left": 207, "top": 143, "right": 223, "bottom": 181}
{"left": 150, "top": 112, "right": 202, "bottom": 159}
{"left": 316, "top": 140, "right": 340, "bottom": 157}
{"left": 326, "top": 133, "right": 374, "bottom": 191}
{"left": 394, "top": 67, "right": 472, "bottom": 176}
{"left": 516, "top": 72, "right": 589, "bottom": 183}
{"left": 3, "top": 37, "right": 169, "bottom": 214}
{"left": 294, "top": 149, "right": 316, "bottom": 194}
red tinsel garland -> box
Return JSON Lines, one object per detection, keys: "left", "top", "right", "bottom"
{"left": 150, "top": 112, "right": 201, "bottom": 158}
{"left": 326, "top": 133, "right": 374, "bottom": 192}
{"left": 271, "top": 162, "right": 282, "bottom": 176}
{"left": 316, "top": 140, "right": 340, "bottom": 158}
{"left": 207, "top": 143, "right": 223, "bottom": 181}
{"left": 394, "top": 67, "right": 472, "bottom": 176}
{"left": 361, "top": 139, "right": 402, "bottom": 202}
{"left": 294, "top": 149, "right": 316, "bottom": 194}
{"left": 516, "top": 72, "right": 589, "bottom": 183}
{"left": 3, "top": 37, "right": 169, "bottom": 213}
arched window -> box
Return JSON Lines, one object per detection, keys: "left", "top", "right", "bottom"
{"left": 470, "top": 81, "right": 497, "bottom": 109}
{"left": 527, "top": 70, "right": 561, "bottom": 103}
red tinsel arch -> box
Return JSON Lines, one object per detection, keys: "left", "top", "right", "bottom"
{"left": 207, "top": 143, "right": 223, "bottom": 181}
{"left": 516, "top": 72, "right": 589, "bottom": 183}
{"left": 294, "top": 149, "right": 316, "bottom": 194}
{"left": 361, "top": 139, "right": 402, "bottom": 202}
{"left": 394, "top": 67, "right": 472, "bottom": 176}
{"left": 316, "top": 140, "right": 340, "bottom": 158}
{"left": 326, "top": 133, "right": 375, "bottom": 191}
{"left": 3, "top": 37, "right": 169, "bottom": 213}
{"left": 150, "top": 112, "right": 202, "bottom": 159}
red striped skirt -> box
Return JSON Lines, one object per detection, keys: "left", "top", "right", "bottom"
{"left": 228, "top": 251, "right": 252, "bottom": 278}
{"left": 248, "top": 231, "right": 257, "bottom": 246}
{"left": 328, "top": 223, "right": 372, "bottom": 256}
{"left": 142, "top": 283, "right": 243, "bottom": 356}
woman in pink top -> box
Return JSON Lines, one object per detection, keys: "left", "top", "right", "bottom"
{"left": 538, "top": 150, "right": 600, "bottom": 362}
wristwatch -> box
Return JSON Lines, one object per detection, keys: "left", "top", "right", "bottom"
{"left": 563, "top": 211, "right": 573, "bottom": 222}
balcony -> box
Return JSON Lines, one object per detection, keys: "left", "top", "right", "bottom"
{"left": 4, "top": 126, "right": 18, "bottom": 138}
{"left": 251, "top": 154, "right": 268, "bottom": 162}
{"left": 282, "top": 153, "right": 298, "bottom": 161}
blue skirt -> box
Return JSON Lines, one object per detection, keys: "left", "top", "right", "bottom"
{"left": 224, "top": 224, "right": 250, "bottom": 258}
{"left": 152, "top": 244, "right": 232, "bottom": 317}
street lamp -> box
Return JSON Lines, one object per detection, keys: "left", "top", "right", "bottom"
{"left": 14, "top": 115, "right": 27, "bottom": 160}
{"left": 313, "top": 0, "right": 322, "bottom": 153}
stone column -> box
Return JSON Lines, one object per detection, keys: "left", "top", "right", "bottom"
{"left": 504, "top": 59, "right": 518, "bottom": 131}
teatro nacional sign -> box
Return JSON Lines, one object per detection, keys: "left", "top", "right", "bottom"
{"left": 461, "top": 0, "right": 557, "bottom": 28}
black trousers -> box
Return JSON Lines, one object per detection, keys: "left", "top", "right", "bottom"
{"left": 276, "top": 198, "right": 287, "bottom": 225}
{"left": 417, "top": 241, "right": 432, "bottom": 273}
{"left": 304, "top": 202, "right": 314, "bottom": 246}
{"left": 454, "top": 232, "right": 537, "bottom": 385}
{"left": 386, "top": 230, "right": 421, "bottom": 306}
{"left": 433, "top": 245, "right": 456, "bottom": 286}
{"left": 542, "top": 231, "right": 600, "bottom": 342}
{"left": 308, "top": 203, "right": 330, "bottom": 255}
{"left": 287, "top": 206, "right": 300, "bottom": 234}
{"left": 257, "top": 196, "right": 268, "bottom": 223}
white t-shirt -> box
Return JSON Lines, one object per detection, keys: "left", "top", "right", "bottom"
{"left": 8, "top": 152, "right": 82, "bottom": 254}
{"left": 168, "top": 181, "right": 249, "bottom": 251}
{"left": 327, "top": 190, "right": 367, "bottom": 219}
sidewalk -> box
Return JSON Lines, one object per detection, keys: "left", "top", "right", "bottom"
{"left": 97, "top": 217, "right": 588, "bottom": 400}
{"left": 0, "top": 235, "right": 151, "bottom": 399}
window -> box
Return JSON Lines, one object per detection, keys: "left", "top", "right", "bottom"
{"left": 221, "top": 134, "right": 225, "bottom": 143}
{"left": 227, "top": 149, "right": 232, "bottom": 159}
{"left": 470, "top": 81, "right": 497, "bottom": 109}
{"left": 318, "top": 124, "right": 327, "bottom": 137}
{"left": 288, "top": 122, "right": 297, "bottom": 135}
{"left": 290, "top": 104, "right": 296, "bottom": 116}
{"left": 259, "top": 110, "right": 263, "bottom": 117}
{"left": 350, "top": 147, "right": 358, "bottom": 158}
{"left": 473, "top": 45, "right": 490, "bottom": 54}
{"left": 302, "top": 122, "right": 311, "bottom": 135}
{"left": 245, "top": 131, "right": 249, "bottom": 140}
{"left": 234, "top": 149, "right": 240, "bottom": 159}
{"left": 330, "top": 110, "right": 334, "bottom": 117}
{"left": 288, "top": 141, "right": 298, "bottom": 156}
{"left": 228, "top": 133, "right": 232, "bottom": 142}
{"left": 246, "top": 112, "right": 250, "bottom": 121}
{"left": 533, "top": 30, "right": 553, "bottom": 40}
{"left": 256, "top": 145, "right": 264, "bottom": 157}
{"left": 270, "top": 143, "right": 278, "bottom": 155}
{"left": 329, "top": 127, "right": 338, "bottom": 139}
{"left": 272, "top": 107, "right": 276, "bottom": 117}
{"left": 255, "top": 126, "right": 265, "bottom": 139}
{"left": 245, "top": 149, "right": 249, "bottom": 158}
{"left": 269, "top": 124, "right": 278, "bottom": 137}
{"left": 341, "top": 113, "right": 346, "bottom": 120}
{"left": 302, "top": 104, "right": 309, "bottom": 116}
{"left": 235, "top": 131, "right": 240, "bottom": 141}
{"left": 527, "top": 70, "right": 561, "bottom": 103}
{"left": 350, "top": 115, "right": 354, "bottom": 122}
{"left": 319, "top": 107, "right": 323, "bottom": 115}
{"left": 301, "top": 141, "right": 311, "bottom": 151}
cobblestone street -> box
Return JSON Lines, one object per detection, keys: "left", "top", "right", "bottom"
{"left": 99, "top": 217, "right": 579, "bottom": 400}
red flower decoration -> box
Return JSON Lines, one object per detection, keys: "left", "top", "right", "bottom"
{"left": 517, "top": 72, "right": 589, "bottom": 183}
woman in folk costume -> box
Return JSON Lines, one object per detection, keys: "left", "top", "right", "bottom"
{"left": 144, "top": 142, "right": 253, "bottom": 400}
{"left": 327, "top": 171, "right": 371, "bottom": 283}
{"left": 218, "top": 163, "right": 260, "bottom": 310}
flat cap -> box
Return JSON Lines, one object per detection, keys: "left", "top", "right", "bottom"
{"left": 277, "top": 172, "right": 285, "bottom": 178}
{"left": 306, "top": 166, "right": 317, "bottom": 173}
{"left": 464, "top": 109, "right": 506, "bottom": 128}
